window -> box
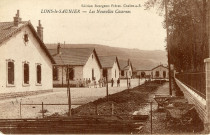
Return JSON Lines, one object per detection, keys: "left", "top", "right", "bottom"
{"left": 66, "top": 68, "right": 74, "bottom": 80}
{"left": 53, "top": 66, "right": 58, "bottom": 80}
{"left": 141, "top": 72, "right": 145, "bottom": 78}
{"left": 24, "top": 33, "right": 29, "bottom": 42}
{"left": 163, "top": 71, "right": 166, "bottom": 78}
{"left": 121, "top": 71, "right": 124, "bottom": 76}
{"left": 103, "top": 69, "right": 107, "bottom": 77}
{"left": 22, "top": 61, "right": 29, "bottom": 85}
{"left": 7, "top": 60, "right": 15, "bottom": 85}
{"left": 36, "top": 64, "right": 41, "bottom": 84}
{"left": 155, "top": 71, "right": 159, "bottom": 77}
{"left": 69, "top": 69, "right": 74, "bottom": 80}
{"left": 92, "top": 68, "right": 94, "bottom": 80}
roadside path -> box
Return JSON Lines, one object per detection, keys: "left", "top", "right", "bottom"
{"left": 142, "top": 82, "right": 203, "bottom": 134}
{"left": 141, "top": 82, "right": 170, "bottom": 134}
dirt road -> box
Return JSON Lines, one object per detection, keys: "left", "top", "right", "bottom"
{"left": 0, "top": 79, "right": 144, "bottom": 119}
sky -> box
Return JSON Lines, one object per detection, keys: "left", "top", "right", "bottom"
{"left": 0, "top": 0, "right": 166, "bottom": 50}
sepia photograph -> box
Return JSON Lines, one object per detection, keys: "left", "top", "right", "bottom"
{"left": 0, "top": 0, "right": 209, "bottom": 134}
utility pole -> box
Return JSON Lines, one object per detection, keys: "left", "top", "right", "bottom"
{"left": 127, "top": 77, "right": 129, "bottom": 89}
{"left": 165, "top": 0, "right": 172, "bottom": 95}
{"left": 67, "top": 65, "right": 71, "bottom": 117}
{"left": 106, "top": 75, "right": 109, "bottom": 101}
{"left": 150, "top": 102, "right": 153, "bottom": 134}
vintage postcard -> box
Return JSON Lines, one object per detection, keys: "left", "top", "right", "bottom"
{"left": 0, "top": 0, "right": 208, "bottom": 134}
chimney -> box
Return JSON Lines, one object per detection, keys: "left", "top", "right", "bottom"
{"left": 37, "top": 20, "right": 43, "bottom": 41}
{"left": 57, "top": 43, "right": 61, "bottom": 54}
{"left": 13, "top": 10, "right": 22, "bottom": 27}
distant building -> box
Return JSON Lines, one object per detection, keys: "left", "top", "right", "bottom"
{"left": 119, "top": 59, "right": 133, "bottom": 79}
{"left": 48, "top": 45, "right": 102, "bottom": 86}
{"left": 137, "top": 70, "right": 152, "bottom": 79}
{"left": 0, "top": 10, "right": 55, "bottom": 93}
{"left": 132, "top": 67, "right": 137, "bottom": 78}
{"left": 151, "top": 64, "right": 169, "bottom": 79}
{"left": 99, "top": 56, "right": 120, "bottom": 82}
{"left": 137, "top": 64, "right": 169, "bottom": 80}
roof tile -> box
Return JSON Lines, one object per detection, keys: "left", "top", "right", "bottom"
{"left": 0, "top": 21, "right": 55, "bottom": 64}
{"left": 48, "top": 48, "right": 95, "bottom": 66}
{"left": 99, "top": 56, "right": 117, "bottom": 68}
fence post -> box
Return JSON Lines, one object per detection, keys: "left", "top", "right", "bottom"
{"left": 42, "top": 102, "right": 44, "bottom": 118}
{"left": 106, "top": 75, "right": 109, "bottom": 101}
{"left": 150, "top": 102, "right": 152, "bottom": 134}
{"left": 204, "top": 58, "right": 210, "bottom": 133}
{"left": 111, "top": 102, "right": 114, "bottom": 115}
{"left": 95, "top": 104, "right": 98, "bottom": 115}
{"left": 127, "top": 77, "right": 129, "bottom": 89}
{"left": 20, "top": 102, "right": 21, "bottom": 118}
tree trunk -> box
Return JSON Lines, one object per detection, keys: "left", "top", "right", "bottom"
{"left": 207, "top": 0, "right": 210, "bottom": 57}
{"left": 203, "top": 0, "right": 208, "bottom": 59}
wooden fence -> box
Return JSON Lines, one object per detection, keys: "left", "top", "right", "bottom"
{"left": 13, "top": 102, "right": 153, "bottom": 134}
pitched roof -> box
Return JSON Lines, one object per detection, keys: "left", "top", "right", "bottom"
{"left": 132, "top": 67, "right": 137, "bottom": 72}
{"left": 129, "top": 59, "right": 133, "bottom": 71}
{"left": 152, "top": 64, "right": 168, "bottom": 70}
{"left": 0, "top": 21, "right": 26, "bottom": 42}
{"left": 124, "top": 65, "right": 130, "bottom": 70}
{"left": 99, "top": 56, "right": 119, "bottom": 68}
{"left": 48, "top": 48, "right": 102, "bottom": 67}
{"left": 0, "top": 21, "right": 55, "bottom": 64}
{"left": 118, "top": 59, "right": 134, "bottom": 71}
{"left": 118, "top": 59, "right": 128, "bottom": 70}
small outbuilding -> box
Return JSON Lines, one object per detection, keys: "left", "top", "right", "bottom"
{"left": 119, "top": 59, "right": 133, "bottom": 79}
{"left": 99, "top": 56, "right": 120, "bottom": 82}
{"left": 151, "top": 64, "right": 169, "bottom": 79}
{"left": 137, "top": 70, "right": 152, "bottom": 79}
